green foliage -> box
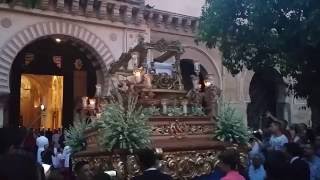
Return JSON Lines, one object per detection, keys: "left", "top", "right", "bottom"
{"left": 23, "top": 0, "right": 39, "bottom": 8}
{"left": 198, "top": 0, "right": 320, "bottom": 107}
{"left": 98, "top": 95, "right": 151, "bottom": 152}
{"left": 215, "top": 103, "right": 249, "bottom": 144}
{"left": 167, "top": 106, "right": 184, "bottom": 116}
{"left": 64, "top": 118, "right": 91, "bottom": 153}
{"left": 190, "top": 106, "right": 206, "bottom": 116}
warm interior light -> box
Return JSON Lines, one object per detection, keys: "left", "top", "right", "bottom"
{"left": 40, "top": 104, "right": 45, "bottom": 111}
{"left": 55, "top": 38, "right": 62, "bottom": 43}
{"left": 204, "top": 80, "right": 212, "bottom": 87}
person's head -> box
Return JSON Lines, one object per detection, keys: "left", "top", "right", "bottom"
{"left": 284, "top": 143, "right": 303, "bottom": 158}
{"left": 269, "top": 121, "right": 282, "bottom": 134}
{"left": 289, "top": 124, "right": 298, "bottom": 138}
{"left": 93, "top": 172, "right": 111, "bottom": 180}
{"left": 47, "top": 169, "right": 64, "bottom": 180}
{"left": 303, "top": 144, "right": 315, "bottom": 158}
{"left": 218, "top": 149, "right": 241, "bottom": 173}
{"left": 39, "top": 130, "right": 45, "bottom": 136}
{"left": 296, "top": 123, "right": 307, "bottom": 136}
{"left": 0, "top": 154, "right": 39, "bottom": 180}
{"left": 135, "top": 149, "right": 157, "bottom": 170}
{"left": 74, "top": 161, "right": 92, "bottom": 180}
{"left": 251, "top": 154, "right": 264, "bottom": 169}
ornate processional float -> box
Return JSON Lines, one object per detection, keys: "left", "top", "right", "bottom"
{"left": 71, "top": 36, "right": 246, "bottom": 179}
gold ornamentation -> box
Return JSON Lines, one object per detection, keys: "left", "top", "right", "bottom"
{"left": 151, "top": 122, "right": 214, "bottom": 136}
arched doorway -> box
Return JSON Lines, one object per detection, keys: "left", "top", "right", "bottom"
{"left": 247, "top": 68, "right": 287, "bottom": 129}
{"left": 180, "top": 59, "right": 208, "bottom": 91}
{"left": 9, "top": 36, "right": 99, "bottom": 129}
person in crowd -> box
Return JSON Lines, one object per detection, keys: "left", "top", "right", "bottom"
{"left": 284, "top": 143, "right": 310, "bottom": 180}
{"left": 248, "top": 131, "right": 263, "bottom": 159}
{"left": 265, "top": 112, "right": 290, "bottom": 138}
{"left": 93, "top": 171, "right": 111, "bottom": 180}
{"left": 0, "top": 154, "right": 42, "bottom": 180}
{"left": 52, "top": 129, "right": 61, "bottom": 149}
{"left": 264, "top": 150, "right": 287, "bottom": 180}
{"left": 303, "top": 144, "right": 320, "bottom": 180}
{"left": 74, "top": 161, "right": 93, "bottom": 180}
{"left": 289, "top": 124, "right": 301, "bottom": 143}
{"left": 36, "top": 130, "right": 49, "bottom": 164}
{"left": 218, "top": 149, "right": 245, "bottom": 180}
{"left": 46, "top": 169, "right": 64, "bottom": 180}
{"left": 46, "top": 128, "right": 53, "bottom": 144}
{"left": 131, "top": 148, "right": 173, "bottom": 180}
{"left": 23, "top": 128, "right": 36, "bottom": 154}
{"left": 268, "top": 120, "right": 288, "bottom": 151}
{"left": 248, "top": 153, "right": 266, "bottom": 180}
{"left": 315, "top": 135, "right": 320, "bottom": 158}
{"left": 41, "top": 144, "right": 54, "bottom": 165}
{"left": 52, "top": 147, "right": 64, "bottom": 169}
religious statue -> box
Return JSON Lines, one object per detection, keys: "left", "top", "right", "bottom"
{"left": 186, "top": 75, "right": 202, "bottom": 106}
{"left": 203, "top": 84, "right": 221, "bottom": 118}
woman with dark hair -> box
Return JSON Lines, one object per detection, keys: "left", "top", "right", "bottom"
{"left": 219, "top": 149, "right": 245, "bottom": 180}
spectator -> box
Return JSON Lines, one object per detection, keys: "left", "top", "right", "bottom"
{"left": 0, "top": 154, "right": 40, "bottom": 180}
{"left": 74, "top": 161, "right": 93, "bottom": 180}
{"left": 131, "top": 149, "right": 173, "bottom": 180}
{"left": 268, "top": 120, "right": 288, "bottom": 151}
{"left": 218, "top": 149, "right": 245, "bottom": 180}
{"left": 264, "top": 150, "right": 287, "bottom": 180}
{"left": 289, "top": 124, "right": 301, "bottom": 143}
{"left": 36, "top": 131, "right": 49, "bottom": 164}
{"left": 47, "top": 169, "right": 64, "bottom": 180}
{"left": 284, "top": 143, "right": 310, "bottom": 180}
{"left": 315, "top": 135, "right": 320, "bottom": 158}
{"left": 41, "top": 144, "right": 54, "bottom": 165}
{"left": 303, "top": 144, "right": 320, "bottom": 180}
{"left": 52, "top": 129, "right": 61, "bottom": 149}
{"left": 248, "top": 153, "right": 266, "bottom": 180}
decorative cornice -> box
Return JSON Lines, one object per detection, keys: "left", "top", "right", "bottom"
{"left": 0, "top": 1, "right": 199, "bottom": 35}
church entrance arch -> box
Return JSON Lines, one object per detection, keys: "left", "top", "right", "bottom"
{"left": 247, "top": 68, "right": 287, "bottom": 129}
{"left": 0, "top": 21, "right": 115, "bottom": 128}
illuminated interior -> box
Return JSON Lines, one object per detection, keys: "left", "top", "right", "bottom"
{"left": 20, "top": 74, "right": 63, "bottom": 129}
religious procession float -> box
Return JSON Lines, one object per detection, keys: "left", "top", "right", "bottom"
{"left": 68, "top": 37, "right": 249, "bottom": 179}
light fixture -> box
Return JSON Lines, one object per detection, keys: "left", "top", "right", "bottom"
{"left": 40, "top": 104, "right": 45, "bottom": 111}
{"left": 204, "top": 74, "right": 215, "bottom": 87}
{"left": 55, "top": 38, "right": 62, "bottom": 43}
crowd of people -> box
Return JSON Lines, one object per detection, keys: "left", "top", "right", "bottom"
{"left": 198, "top": 112, "right": 320, "bottom": 180}
{"left": 1, "top": 111, "right": 320, "bottom": 180}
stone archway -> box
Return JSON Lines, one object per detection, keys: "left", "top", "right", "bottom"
{"left": 0, "top": 21, "right": 116, "bottom": 127}
{"left": 0, "top": 21, "right": 116, "bottom": 95}
{"left": 181, "top": 45, "right": 222, "bottom": 88}
{"left": 247, "top": 68, "right": 288, "bottom": 129}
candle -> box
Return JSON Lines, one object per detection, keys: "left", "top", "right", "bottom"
{"left": 144, "top": 74, "right": 153, "bottom": 88}
{"left": 194, "top": 62, "right": 200, "bottom": 72}
{"left": 161, "top": 99, "right": 168, "bottom": 115}
{"left": 181, "top": 100, "right": 188, "bottom": 116}
{"left": 95, "top": 84, "right": 102, "bottom": 97}
{"left": 82, "top": 97, "right": 88, "bottom": 108}
{"left": 134, "top": 71, "right": 142, "bottom": 83}
{"left": 89, "top": 98, "right": 96, "bottom": 109}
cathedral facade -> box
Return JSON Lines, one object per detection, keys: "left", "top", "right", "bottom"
{"left": 0, "top": 0, "right": 310, "bottom": 128}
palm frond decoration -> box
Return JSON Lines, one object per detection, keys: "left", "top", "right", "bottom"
{"left": 64, "top": 118, "right": 91, "bottom": 153}
{"left": 215, "top": 103, "right": 249, "bottom": 144}
{"left": 98, "top": 95, "right": 151, "bottom": 152}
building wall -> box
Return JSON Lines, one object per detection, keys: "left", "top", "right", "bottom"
{"left": 0, "top": 2, "right": 311, "bottom": 127}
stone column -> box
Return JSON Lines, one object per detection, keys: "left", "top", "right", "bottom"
{"left": 0, "top": 95, "right": 9, "bottom": 128}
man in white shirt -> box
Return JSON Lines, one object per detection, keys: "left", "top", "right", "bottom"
{"left": 36, "top": 131, "right": 49, "bottom": 164}
{"left": 269, "top": 120, "right": 288, "bottom": 151}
